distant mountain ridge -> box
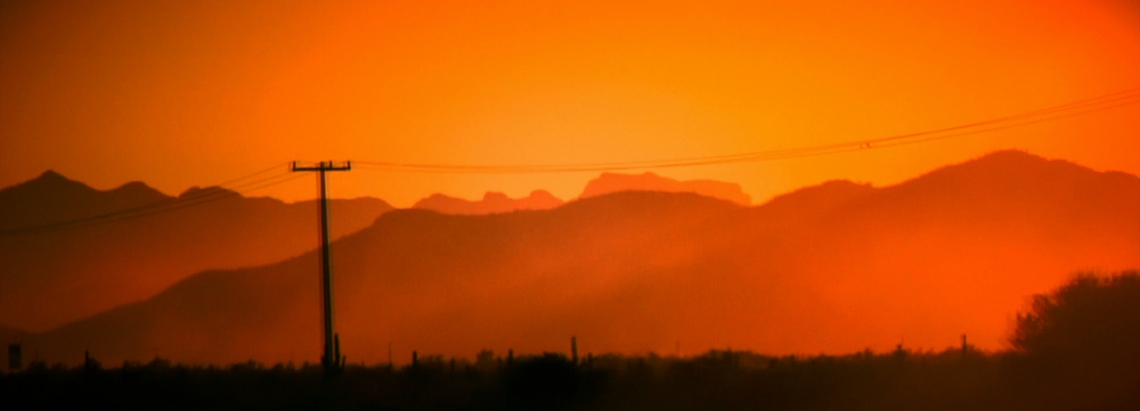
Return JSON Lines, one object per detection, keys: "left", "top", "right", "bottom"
{"left": 8, "top": 150, "right": 1137, "bottom": 366}
{"left": 0, "top": 171, "right": 394, "bottom": 332}
{"left": 414, "top": 190, "right": 564, "bottom": 215}
{"left": 580, "top": 172, "right": 751, "bottom": 205}
{"left": 0, "top": 170, "right": 169, "bottom": 231}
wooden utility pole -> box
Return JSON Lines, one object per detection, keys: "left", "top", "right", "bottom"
{"left": 291, "top": 161, "right": 351, "bottom": 373}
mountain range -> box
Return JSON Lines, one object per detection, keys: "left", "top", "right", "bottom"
{"left": 0, "top": 172, "right": 394, "bottom": 332}
{"left": 0, "top": 169, "right": 761, "bottom": 333}
{"left": 3, "top": 151, "right": 1139, "bottom": 366}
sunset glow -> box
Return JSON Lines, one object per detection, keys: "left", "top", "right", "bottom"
{"left": 2, "top": 0, "right": 1137, "bottom": 207}
{"left": 2, "top": 0, "right": 1140, "bottom": 380}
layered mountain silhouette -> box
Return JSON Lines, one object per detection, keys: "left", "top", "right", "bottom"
{"left": 580, "top": 172, "right": 752, "bottom": 205}
{"left": 413, "top": 190, "right": 564, "bottom": 215}
{"left": 0, "top": 172, "right": 393, "bottom": 332}
{"left": 7, "top": 151, "right": 1140, "bottom": 366}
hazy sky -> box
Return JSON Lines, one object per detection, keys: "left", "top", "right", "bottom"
{"left": 2, "top": 0, "right": 1137, "bottom": 206}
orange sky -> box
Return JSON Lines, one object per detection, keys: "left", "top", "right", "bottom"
{"left": 1, "top": 0, "right": 1138, "bottom": 207}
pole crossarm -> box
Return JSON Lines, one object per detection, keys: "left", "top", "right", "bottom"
{"left": 291, "top": 161, "right": 352, "bottom": 172}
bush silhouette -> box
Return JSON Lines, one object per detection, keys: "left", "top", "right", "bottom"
{"left": 502, "top": 353, "right": 601, "bottom": 410}
{"left": 1009, "top": 271, "right": 1140, "bottom": 410}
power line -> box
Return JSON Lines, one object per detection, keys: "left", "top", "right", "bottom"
{"left": 355, "top": 87, "right": 1139, "bottom": 174}
{"left": 2, "top": 87, "right": 1135, "bottom": 235}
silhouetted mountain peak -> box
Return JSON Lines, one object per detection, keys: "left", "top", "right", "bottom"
{"left": 562, "top": 189, "right": 744, "bottom": 218}
{"left": 483, "top": 191, "right": 510, "bottom": 201}
{"left": 924, "top": 150, "right": 1080, "bottom": 179}
{"left": 110, "top": 181, "right": 169, "bottom": 202}
{"left": 0, "top": 172, "right": 168, "bottom": 235}
{"left": 580, "top": 172, "right": 751, "bottom": 205}
{"left": 3, "top": 170, "right": 91, "bottom": 194}
{"left": 896, "top": 150, "right": 1138, "bottom": 199}
{"left": 528, "top": 189, "right": 559, "bottom": 202}
{"left": 3, "top": 171, "right": 169, "bottom": 203}
{"left": 755, "top": 180, "right": 875, "bottom": 217}
{"left": 37, "top": 169, "right": 68, "bottom": 181}
{"left": 179, "top": 186, "right": 241, "bottom": 199}
{"left": 974, "top": 149, "right": 1074, "bottom": 169}
{"left": 0, "top": 170, "right": 95, "bottom": 209}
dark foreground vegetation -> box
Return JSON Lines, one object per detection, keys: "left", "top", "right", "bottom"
{"left": 3, "top": 272, "right": 1137, "bottom": 411}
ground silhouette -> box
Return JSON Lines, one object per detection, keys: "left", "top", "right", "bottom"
{"left": 4, "top": 272, "right": 1137, "bottom": 410}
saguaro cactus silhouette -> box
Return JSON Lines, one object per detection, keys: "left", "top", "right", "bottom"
{"left": 571, "top": 336, "right": 578, "bottom": 365}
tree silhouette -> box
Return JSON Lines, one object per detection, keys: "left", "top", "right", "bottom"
{"left": 1009, "top": 271, "right": 1140, "bottom": 410}
{"left": 1012, "top": 271, "right": 1140, "bottom": 357}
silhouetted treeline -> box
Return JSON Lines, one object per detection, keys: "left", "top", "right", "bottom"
{"left": 2, "top": 271, "right": 1137, "bottom": 411}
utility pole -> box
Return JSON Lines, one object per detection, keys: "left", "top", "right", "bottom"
{"left": 291, "top": 161, "right": 351, "bottom": 374}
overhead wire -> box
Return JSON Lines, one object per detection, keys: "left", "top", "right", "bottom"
{"left": 2, "top": 87, "right": 1136, "bottom": 235}
{"left": 354, "top": 87, "right": 1139, "bottom": 174}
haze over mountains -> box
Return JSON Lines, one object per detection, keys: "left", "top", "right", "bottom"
{"left": 3, "top": 151, "right": 1138, "bottom": 366}
{"left": 0, "top": 172, "right": 394, "bottom": 332}
{"left": 0, "top": 169, "right": 758, "bottom": 333}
